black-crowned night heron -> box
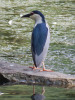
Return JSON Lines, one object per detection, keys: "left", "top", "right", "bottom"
{"left": 22, "top": 10, "right": 52, "bottom": 71}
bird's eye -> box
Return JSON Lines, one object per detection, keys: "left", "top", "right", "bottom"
{"left": 30, "top": 12, "right": 34, "bottom": 15}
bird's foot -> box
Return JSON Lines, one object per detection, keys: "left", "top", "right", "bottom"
{"left": 41, "top": 62, "right": 54, "bottom": 72}
{"left": 29, "top": 66, "right": 42, "bottom": 70}
{"left": 40, "top": 68, "right": 54, "bottom": 72}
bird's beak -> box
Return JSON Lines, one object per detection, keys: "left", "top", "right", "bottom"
{"left": 21, "top": 13, "right": 31, "bottom": 18}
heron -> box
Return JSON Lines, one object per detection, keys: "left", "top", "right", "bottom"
{"left": 22, "top": 10, "right": 52, "bottom": 71}
{"left": 31, "top": 85, "right": 45, "bottom": 100}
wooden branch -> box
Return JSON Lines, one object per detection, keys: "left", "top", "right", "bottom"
{"left": 0, "top": 61, "right": 75, "bottom": 88}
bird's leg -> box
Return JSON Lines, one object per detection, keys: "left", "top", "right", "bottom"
{"left": 33, "top": 85, "right": 35, "bottom": 94}
{"left": 40, "top": 62, "right": 53, "bottom": 72}
{"left": 42, "top": 87, "right": 45, "bottom": 95}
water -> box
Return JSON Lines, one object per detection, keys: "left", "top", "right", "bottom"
{"left": 0, "top": 85, "right": 75, "bottom": 100}
{"left": 0, "top": 0, "right": 75, "bottom": 99}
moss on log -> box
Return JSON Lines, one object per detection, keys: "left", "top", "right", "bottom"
{"left": 0, "top": 61, "right": 75, "bottom": 88}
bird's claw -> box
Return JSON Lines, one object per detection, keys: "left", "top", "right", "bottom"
{"left": 29, "top": 66, "right": 42, "bottom": 70}
{"left": 40, "top": 68, "right": 54, "bottom": 72}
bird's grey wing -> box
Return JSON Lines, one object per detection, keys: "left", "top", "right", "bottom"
{"left": 31, "top": 23, "right": 49, "bottom": 67}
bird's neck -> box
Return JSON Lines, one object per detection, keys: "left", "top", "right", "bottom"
{"left": 34, "top": 18, "right": 46, "bottom": 27}
{"left": 30, "top": 14, "right": 45, "bottom": 26}
{"left": 35, "top": 18, "right": 43, "bottom": 26}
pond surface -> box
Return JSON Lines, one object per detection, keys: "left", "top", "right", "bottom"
{"left": 0, "top": 0, "right": 75, "bottom": 100}
{"left": 0, "top": 85, "right": 75, "bottom": 100}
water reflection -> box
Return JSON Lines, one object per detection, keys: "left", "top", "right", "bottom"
{"left": 0, "top": 85, "right": 75, "bottom": 100}
{"left": 31, "top": 85, "right": 45, "bottom": 100}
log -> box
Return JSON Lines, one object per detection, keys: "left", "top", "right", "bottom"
{"left": 0, "top": 60, "right": 75, "bottom": 88}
